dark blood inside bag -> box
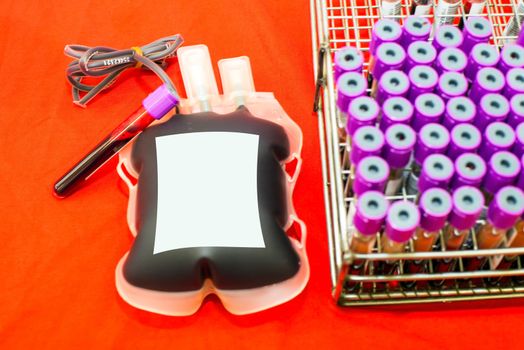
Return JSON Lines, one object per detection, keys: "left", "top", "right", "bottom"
{"left": 123, "top": 106, "right": 301, "bottom": 291}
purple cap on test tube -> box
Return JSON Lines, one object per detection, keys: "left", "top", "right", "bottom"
{"left": 408, "top": 65, "right": 438, "bottom": 100}
{"left": 514, "top": 122, "right": 524, "bottom": 155}
{"left": 518, "top": 27, "right": 524, "bottom": 47}
{"left": 373, "top": 43, "right": 406, "bottom": 81}
{"left": 419, "top": 188, "right": 452, "bottom": 232}
{"left": 405, "top": 41, "right": 437, "bottom": 71}
{"left": 464, "top": 43, "right": 500, "bottom": 82}
{"left": 498, "top": 44, "right": 524, "bottom": 75}
{"left": 449, "top": 186, "right": 484, "bottom": 231}
{"left": 443, "top": 97, "right": 477, "bottom": 130}
{"left": 401, "top": 16, "right": 432, "bottom": 48}
{"left": 483, "top": 151, "right": 521, "bottom": 195}
{"left": 435, "top": 48, "right": 467, "bottom": 75}
{"left": 508, "top": 95, "right": 524, "bottom": 128}
{"left": 370, "top": 19, "right": 403, "bottom": 56}
{"left": 414, "top": 123, "right": 451, "bottom": 166}
{"left": 336, "top": 72, "right": 367, "bottom": 113}
{"left": 385, "top": 201, "right": 420, "bottom": 243}
{"left": 448, "top": 123, "right": 482, "bottom": 160}
{"left": 379, "top": 97, "right": 414, "bottom": 131}
{"left": 504, "top": 68, "right": 524, "bottom": 99}
{"left": 518, "top": 154, "right": 524, "bottom": 190}
{"left": 354, "top": 191, "right": 389, "bottom": 236}
{"left": 418, "top": 154, "right": 454, "bottom": 193}
{"left": 383, "top": 123, "right": 416, "bottom": 169}
{"left": 475, "top": 93, "right": 510, "bottom": 132}
{"left": 412, "top": 93, "right": 445, "bottom": 132}
{"left": 376, "top": 70, "right": 410, "bottom": 105}
{"left": 354, "top": 156, "right": 390, "bottom": 195}
{"left": 334, "top": 47, "right": 364, "bottom": 80}
{"left": 346, "top": 96, "right": 380, "bottom": 137}
{"left": 469, "top": 67, "right": 506, "bottom": 102}
{"left": 487, "top": 186, "right": 524, "bottom": 230}
{"left": 351, "top": 126, "right": 385, "bottom": 166}
{"left": 479, "top": 122, "right": 516, "bottom": 161}
{"left": 452, "top": 153, "right": 487, "bottom": 189}
{"left": 433, "top": 25, "right": 464, "bottom": 53}
{"left": 461, "top": 17, "right": 492, "bottom": 54}
{"left": 436, "top": 72, "right": 468, "bottom": 101}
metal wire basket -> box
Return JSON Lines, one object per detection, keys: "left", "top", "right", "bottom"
{"left": 310, "top": 0, "right": 524, "bottom": 306}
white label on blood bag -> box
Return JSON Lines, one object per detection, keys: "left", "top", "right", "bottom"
{"left": 153, "top": 132, "right": 265, "bottom": 254}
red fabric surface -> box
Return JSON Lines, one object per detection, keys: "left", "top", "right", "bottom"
{"left": 1, "top": 1, "right": 523, "bottom": 349}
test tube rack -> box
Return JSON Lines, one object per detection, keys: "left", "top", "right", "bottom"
{"left": 310, "top": 0, "right": 524, "bottom": 306}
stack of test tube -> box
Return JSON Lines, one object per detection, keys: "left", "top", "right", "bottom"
{"left": 334, "top": 15, "right": 524, "bottom": 290}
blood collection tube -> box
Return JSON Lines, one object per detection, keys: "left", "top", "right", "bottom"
{"left": 451, "top": 153, "right": 487, "bottom": 189}
{"left": 369, "top": 19, "right": 403, "bottom": 86}
{"left": 347, "top": 126, "right": 385, "bottom": 194}
{"left": 379, "top": 97, "right": 414, "bottom": 131}
{"left": 405, "top": 188, "right": 452, "bottom": 282}
{"left": 353, "top": 156, "right": 390, "bottom": 196}
{"left": 380, "top": 201, "right": 420, "bottom": 275}
{"left": 401, "top": 16, "right": 432, "bottom": 48}
{"left": 370, "top": 19, "right": 403, "bottom": 56}
{"left": 418, "top": 154, "right": 455, "bottom": 193}
{"left": 408, "top": 123, "right": 451, "bottom": 194}
{"left": 514, "top": 122, "right": 524, "bottom": 156}
{"left": 336, "top": 72, "right": 368, "bottom": 115}
{"left": 334, "top": 46, "right": 364, "bottom": 80}
{"left": 461, "top": 17, "right": 493, "bottom": 54}
{"left": 383, "top": 124, "right": 416, "bottom": 195}
{"left": 350, "top": 126, "right": 385, "bottom": 166}
{"left": 494, "top": 209, "right": 524, "bottom": 279}
{"left": 372, "top": 44, "right": 407, "bottom": 97}
{"left": 479, "top": 122, "right": 516, "bottom": 161}
{"left": 447, "top": 123, "right": 482, "bottom": 160}
{"left": 410, "top": 0, "right": 433, "bottom": 16}
{"left": 464, "top": 43, "right": 500, "bottom": 82}
{"left": 482, "top": 151, "right": 522, "bottom": 201}
{"left": 408, "top": 65, "right": 439, "bottom": 101}
{"left": 466, "top": 186, "right": 524, "bottom": 271}
{"left": 504, "top": 67, "right": 524, "bottom": 99}
{"left": 433, "top": 186, "right": 484, "bottom": 282}
{"left": 346, "top": 96, "right": 380, "bottom": 139}
{"left": 435, "top": 0, "right": 461, "bottom": 26}
{"left": 434, "top": 47, "right": 467, "bottom": 75}
{"left": 475, "top": 93, "right": 510, "bottom": 132}
{"left": 405, "top": 41, "right": 437, "bottom": 72}
{"left": 436, "top": 72, "right": 468, "bottom": 101}
{"left": 443, "top": 96, "right": 477, "bottom": 130}
{"left": 503, "top": 0, "right": 524, "bottom": 42}
{"left": 414, "top": 188, "right": 453, "bottom": 252}
{"left": 446, "top": 187, "right": 484, "bottom": 250}
{"left": 376, "top": 70, "right": 410, "bottom": 105}
{"left": 350, "top": 191, "right": 389, "bottom": 255}
{"left": 412, "top": 93, "right": 445, "bottom": 132}
{"left": 468, "top": 67, "right": 505, "bottom": 102}
{"left": 508, "top": 95, "right": 524, "bottom": 128}
{"left": 381, "top": 0, "right": 402, "bottom": 19}
{"left": 54, "top": 84, "right": 179, "bottom": 197}
{"left": 498, "top": 44, "right": 524, "bottom": 75}
{"left": 433, "top": 25, "right": 464, "bottom": 53}
{"left": 507, "top": 157, "right": 524, "bottom": 283}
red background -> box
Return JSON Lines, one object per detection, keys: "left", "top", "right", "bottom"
{"left": 1, "top": 1, "right": 523, "bottom": 349}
